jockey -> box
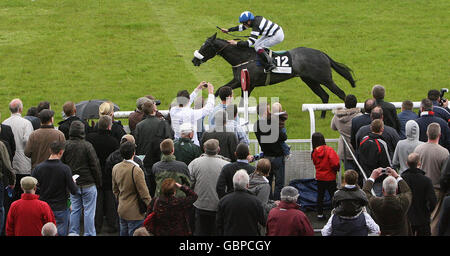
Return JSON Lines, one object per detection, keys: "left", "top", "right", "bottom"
{"left": 221, "top": 11, "right": 284, "bottom": 72}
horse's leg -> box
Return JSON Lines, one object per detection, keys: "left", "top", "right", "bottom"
{"left": 322, "top": 80, "right": 346, "bottom": 102}
{"left": 300, "top": 76, "right": 329, "bottom": 118}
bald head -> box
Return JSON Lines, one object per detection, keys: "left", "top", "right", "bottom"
{"left": 364, "top": 98, "right": 376, "bottom": 114}
{"left": 370, "top": 106, "right": 384, "bottom": 120}
{"left": 407, "top": 153, "right": 420, "bottom": 169}
{"left": 9, "top": 99, "right": 23, "bottom": 114}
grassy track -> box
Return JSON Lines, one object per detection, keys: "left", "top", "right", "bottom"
{"left": 0, "top": 0, "right": 448, "bottom": 139}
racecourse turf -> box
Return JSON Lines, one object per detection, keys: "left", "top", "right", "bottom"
{"left": 0, "top": 0, "right": 448, "bottom": 139}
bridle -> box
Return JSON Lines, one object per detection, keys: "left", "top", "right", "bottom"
{"left": 194, "top": 39, "right": 230, "bottom": 61}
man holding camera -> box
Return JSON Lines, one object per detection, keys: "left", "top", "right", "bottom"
{"left": 427, "top": 89, "right": 450, "bottom": 123}
{"left": 170, "top": 81, "right": 215, "bottom": 146}
{"left": 363, "top": 167, "right": 412, "bottom": 236}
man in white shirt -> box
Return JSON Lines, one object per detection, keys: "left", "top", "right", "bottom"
{"left": 2, "top": 99, "right": 33, "bottom": 176}
{"left": 170, "top": 81, "right": 215, "bottom": 146}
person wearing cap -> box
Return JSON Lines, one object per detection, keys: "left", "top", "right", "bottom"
{"left": 216, "top": 170, "right": 265, "bottom": 236}
{"left": 94, "top": 101, "right": 126, "bottom": 142}
{"left": 104, "top": 134, "right": 144, "bottom": 232}
{"left": 266, "top": 186, "right": 314, "bottom": 236}
{"left": 61, "top": 120, "right": 101, "bottom": 236}
{"left": 5, "top": 176, "right": 56, "bottom": 236}
{"left": 174, "top": 122, "right": 202, "bottom": 166}
{"left": 150, "top": 139, "right": 191, "bottom": 198}
{"left": 170, "top": 81, "right": 215, "bottom": 146}
{"left": 129, "top": 97, "right": 152, "bottom": 134}
{"left": 25, "top": 109, "right": 66, "bottom": 169}
{"left": 41, "top": 222, "right": 58, "bottom": 236}
{"left": 135, "top": 100, "right": 172, "bottom": 157}
{"left": 86, "top": 115, "right": 120, "bottom": 234}
{"left": 188, "top": 139, "right": 229, "bottom": 236}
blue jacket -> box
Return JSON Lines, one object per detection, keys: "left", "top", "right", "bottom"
{"left": 398, "top": 110, "right": 418, "bottom": 140}
{"left": 415, "top": 112, "right": 450, "bottom": 151}
{"left": 432, "top": 100, "right": 450, "bottom": 123}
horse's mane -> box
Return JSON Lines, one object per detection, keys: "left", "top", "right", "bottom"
{"left": 215, "top": 38, "right": 256, "bottom": 56}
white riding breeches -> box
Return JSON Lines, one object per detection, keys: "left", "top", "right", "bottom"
{"left": 253, "top": 27, "right": 284, "bottom": 51}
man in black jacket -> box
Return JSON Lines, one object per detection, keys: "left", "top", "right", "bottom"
{"left": 216, "top": 170, "right": 265, "bottom": 236}
{"left": 61, "top": 121, "right": 101, "bottom": 236}
{"left": 254, "top": 102, "right": 287, "bottom": 200}
{"left": 357, "top": 119, "right": 392, "bottom": 195}
{"left": 32, "top": 141, "right": 78, "bottom": 236}
{"left": 216, "top": 143, "right": 256, "bottom": 199}
{"left": 332, "top": 170, "right": 368, "bottom": 218}
{"left": 351, "top": 98, "right": 376, "bottom": 150}
{"left": 372, "top": 84, "right": 401, "bottom": 133}
{"left": 58, "top": 101, "right": 90, "bottom": 140}
{"left": 355, "top": 106, "right": 400, "bottom": 158}
{"left": 86, "top": 115, "right": 120, "bottom": 234}
{"left": 201, "top": 110, "right": 238, "bottom": 162}
{"left": 401, "top": 152, "right": 437, "bottom": 236}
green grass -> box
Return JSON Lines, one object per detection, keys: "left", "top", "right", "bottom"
{"left": 0, "top": 0, "right": 449, "bottom": 139}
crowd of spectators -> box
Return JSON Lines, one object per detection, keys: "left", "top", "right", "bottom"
{"left": 0, "top": 82, "right": 449, "bottom": 237}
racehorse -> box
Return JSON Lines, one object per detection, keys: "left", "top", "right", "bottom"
{"left": 191, "top": 33, "right": 356, "bottom": 118}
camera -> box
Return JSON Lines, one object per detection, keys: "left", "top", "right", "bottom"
{"left": 155, "top": 100, "right": 161, "bottom": 106}
{"left": 381, "top": 168, "right": 387, "bottom": 174}
{"left": 253, "top": 152, "right": 264, "bottom": 161}
{"left": 440, "top": 88, "right": 449, "bottom": 106}
{"left": 202, "top": 82, "right": 208, "bottom": 88}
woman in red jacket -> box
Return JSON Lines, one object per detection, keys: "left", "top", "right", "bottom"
{"left": 311, "top": 132, "right": 340, "bottom": 220}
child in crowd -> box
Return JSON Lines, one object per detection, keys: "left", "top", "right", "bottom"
{"left": 321, "top": 170, "right": 379, "bottom": 236}
{"left": 332, "top": 170, "right": 368, "bottom": 217}
{"left": 272, "top": 102, "right": 291, "bottom": 160}
{"left": 311, "top": 132, "right": 340, "bottom": 220}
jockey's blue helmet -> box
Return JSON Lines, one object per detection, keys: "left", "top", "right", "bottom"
{"left": 239, "top": 11, "right": 255, "bottom": 23}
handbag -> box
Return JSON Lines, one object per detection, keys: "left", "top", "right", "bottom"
{"left": 131, "top": 165, "right": 148, "bottom": 214}
{"left": 143, "top": 198, "right": 159, "bottom": 234}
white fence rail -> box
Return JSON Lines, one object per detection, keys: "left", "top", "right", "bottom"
{"left": 301, "top": 101, "right": 421, "bottom": 138}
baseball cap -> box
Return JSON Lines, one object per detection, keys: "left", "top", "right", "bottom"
{"left": 204, "top": 139, "right": 219, "bottom": 155}
{"left": 180, "top": 122, "right": 194, "bottom": 134}
{"left": 38, "top": 109, "right": 55, "bottom": 123}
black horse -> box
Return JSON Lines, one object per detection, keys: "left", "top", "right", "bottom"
{"left": 192, "top": 33, "right": 356, "bottom": 118}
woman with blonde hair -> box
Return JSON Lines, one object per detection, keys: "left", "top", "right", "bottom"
{"left": 95, "top": 101, "right": 126, "bottom": 141}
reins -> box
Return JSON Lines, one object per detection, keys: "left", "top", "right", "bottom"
{"left": 216, "top": 26, "right": 250, "bottom": 38}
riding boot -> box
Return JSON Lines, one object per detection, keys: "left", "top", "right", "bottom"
{"left": 257, "top": 50, "right": 276, "bottom": 72}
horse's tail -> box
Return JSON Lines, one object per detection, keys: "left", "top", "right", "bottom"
{"left": 325, "top": 54, "right": 356, "bottom": 88}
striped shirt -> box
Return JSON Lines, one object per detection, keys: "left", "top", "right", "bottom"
{"left": 228, "top": 16, "right": 281, "bottom": 47}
